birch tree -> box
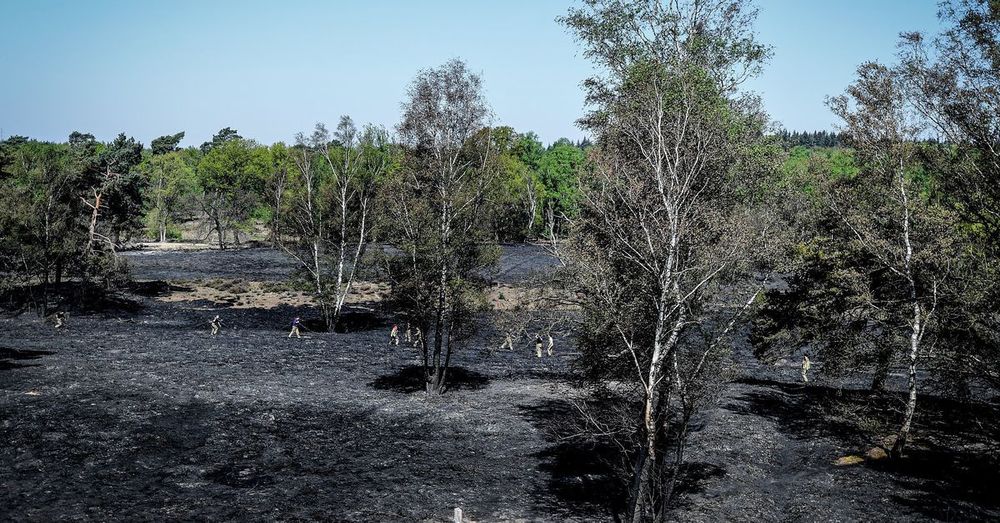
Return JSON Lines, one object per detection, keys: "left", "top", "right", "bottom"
{"left": 562, "top": 1, "right": 778, "bottom": 520}
{"left": 897, "top": 0, "right": 1000, "bottom": 391}
{"left": 383, "top": 59, "right": 500, "bottom": 394}
{"left": 827, "top": 62, "right": 961, "bottom": 458}
{"left": 281, "top": 118, "right": 391, "bottom": 330}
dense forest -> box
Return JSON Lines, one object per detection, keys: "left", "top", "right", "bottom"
{"left": 2, "top": 0, "right": 1000, "bottom": 521}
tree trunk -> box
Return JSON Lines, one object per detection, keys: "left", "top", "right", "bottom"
{"left": 86, "top": 190, "right": 103, "bottom": 253}
{"left": 891, "top": 303, "right": 921, "bottom": 459}
{"left": 629, "top": 393, "right": 660, "bottom": 523}
{"left": 891, "top": 166, "right": 921, "bottom": 460}
{"left": 871, "top": 345, "right": 893, "bottom": 392}
{"left": 213, "top": 214, "right": 225, "bottom": 250}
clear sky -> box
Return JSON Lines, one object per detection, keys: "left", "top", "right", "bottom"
{"left": 0, "top": 0, "right": 941, "bottom": 148}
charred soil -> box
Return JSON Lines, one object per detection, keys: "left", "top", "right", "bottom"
{"left": 1, "top": 247, "right": 997, "bottom": 521}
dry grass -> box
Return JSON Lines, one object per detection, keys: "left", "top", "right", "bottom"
{"left": 156, "top": 279, "right": 389, "bottom": 309}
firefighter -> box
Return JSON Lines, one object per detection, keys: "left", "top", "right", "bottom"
{"left": 413, "top": 326, "right": 423, "bottom": 348}
{"left": 289, "top": 317, "right": 302, "bottom": 338}
{"left": 210, "top": 315, "right": 223, "bottom": 336}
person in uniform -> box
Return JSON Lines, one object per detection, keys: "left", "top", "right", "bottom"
{"left": 210, "top": 315, "right": 223, "bottom": 336}
{"left": 289, "top": 317, "right": 302, "bottom": 338}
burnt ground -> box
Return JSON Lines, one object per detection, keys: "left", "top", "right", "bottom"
{"left": 2, "top": 247, "right": 999, "bottom": 522}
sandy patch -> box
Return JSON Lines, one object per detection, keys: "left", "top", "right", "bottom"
{"left": 156, "top": 279, "right": 389, "bottom": 309}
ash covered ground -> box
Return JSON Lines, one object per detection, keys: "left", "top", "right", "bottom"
{"left": 1, "top": 246, "right": 998, "bottom": 521}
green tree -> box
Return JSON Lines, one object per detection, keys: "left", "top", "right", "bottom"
{"left": 562, "top": 0, "right": 777, "bottom": 519}
{"left": 0, "top": 139, "right": 78, "bottom": 309}
{"left": 197, "top": 137, "right": 269, "bottom": 248}
{"left": 383, "top": 59, "right": 500, "bottom": 394}
{"left": 142, "top": 142, "right": 197, "bottom": 242}
{"left": 484, "top": 127, "right": 544, "bottom": 241}
{"left": 150, "top": 131, "right": 185, "bottom": 156}
{"left": 78, "top": 133, "right": 144, "bottom": 251}
{"left": 199, "top": 127, "right": 242, "bottom": 154}
{"left": 537, "top": 139, "right": 585, "bottom": 236}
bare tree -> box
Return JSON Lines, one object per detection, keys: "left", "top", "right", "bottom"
{"left": 321, "top": 118, "right": 390, "bottom": 329}
{"left": 280, "top": 118, "right": 390, "bottom": 330}
{"left": 284, "top": 125, "right": 325, "bottom": 298}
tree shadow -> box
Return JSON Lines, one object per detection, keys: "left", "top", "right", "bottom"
{"left": 331, "top": 306, "right": 383, "bottom": 333}
{"left": 129, "top": 280, "right": 182, "bottom": 297}
{"left": 0, "top": 347, "right": 54, "bottom": 371}
{"left": 730, "top": 377, "right": 880, "bottom": 444}
{"left": 0, "top": 282, "right": 143, "bottom": 315}
{"left": 733, "top": 377, "right": 1000, "bottom": 521}
{"left": 876, "top": 444, "right": 1000, "bottom": 520}
{"left": 667, "top": 462, "right": 727, "bottom": 509}
{"left": 518, "top": 400, "right": 626, "bottom": 520}
{"left": 369, "top": 365, "right": 490, "bottom": 393}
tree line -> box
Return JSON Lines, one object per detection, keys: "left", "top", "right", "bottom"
{"left": 0, "top": 101, "right": 586, "bottom": 312}
{"left": 777, "top": 129, "right": 843, "bottom": 147}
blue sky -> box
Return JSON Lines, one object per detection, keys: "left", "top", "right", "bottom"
{"left": 0, "top": 0, "right": 940, "bottom": 147}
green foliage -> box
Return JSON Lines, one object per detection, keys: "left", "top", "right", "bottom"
{"left": 150, "top": 131, "right": 185, "bottom": 156}
{"left": 98, "top": 133, "right": 146, "bottom": 243}
{"left": 537, "top": 139, "right": 585, "bottom": 228}
{"left": 0, "top": 132, "right": 145, "bottom": 310}
{"left": 141, "top": 149, "right": 197, "bottom": 241}
{"left": 196, "top": 137, "right": 270, "bottom": 246}
{"left": 780, "top": 146, "right": 859, "bottom": 197}
{"left": 200, "top": 127, "right": 242, "bottom": 154}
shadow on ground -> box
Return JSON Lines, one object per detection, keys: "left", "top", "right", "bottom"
{"left": 519, "top": 400, "right": 627, "bottom": 520}
{"left": 369, "top": 365, "right": 490, "bottom": 393}
{"left": 0, "top": 347, "right": 55, "bottom": 371}
{"left": 732, "top": 377, "right": 1000, "bottom": 521}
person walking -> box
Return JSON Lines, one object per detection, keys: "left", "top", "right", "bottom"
{"left": 801, "top": 353, "right": 812, "bottom": 383}
{"left": 500, "top": 332, "right": 514, "bottom": 351}
{"left": 210, "top": 315, "right": 223, "bottom": 336}
{"left": 388, "top": 324, "right": 400, "bottom": 346}
{"left": 535, "top": 335, "right": 543, "bottom": 358}
{"left": 289, "top": 317, "right": 302, "bottom": 338}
